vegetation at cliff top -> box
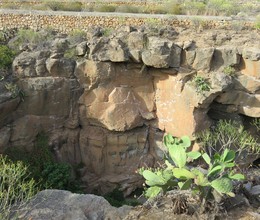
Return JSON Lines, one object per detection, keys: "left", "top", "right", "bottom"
{"left": 1, "top": 0, "right": 259, "bottom": 17}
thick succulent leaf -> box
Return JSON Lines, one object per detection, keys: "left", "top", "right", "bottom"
{"left": 207, "top": 165, "right": 222, "bottom": 177}
{"left": 143, "top": 170, "right": 166, "bottom": 186}
{"left": 211, "top": 178, "right": 233, "bottom": 194}
{"left": 225, "top": 162, "right": 235, "bottom": 168}
{"left": 222, "top": 149, "right": 235, "bottom": 162}
{"left": 173, "top": 168, "right": 195, "bottom": 179}
{"left": 229, "top": 173, "right": 245, "bottom": 180}
{"left": 180, "top": 136, "right": 191, "bottom": 148}
{"left": 145, "top": 186, "right": 162, "bottom": 198}
{"left": 178, "top": 179, "right": 192, "bottom": 190}
{"left": 165, "top": 160, "right": 174, "bottom": 169}
{"left": 214, "top": 153, "right": 221, "bottom": 161}
{"left": 164, "top": 134, "right": 175, "bottom": 147}
{"left": 162, "top": 169, "right": 174, "bottom": 181}
{"left": 202, "top": 153, "right": 211, "bottom": 165}
{"left": 187, "top": 151, "right": 201, "bottom": 160}
{"left": 192, "top": 168, "right": 209, "bottom": 186}
{"left": 169, "top": 145, "right": 187, "bottom": 168}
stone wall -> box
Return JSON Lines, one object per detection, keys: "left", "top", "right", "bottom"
{"left": 0, "top": 10, "right": 255, "bottom": 33}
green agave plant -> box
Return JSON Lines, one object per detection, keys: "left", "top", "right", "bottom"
{"left": 139, "top": 134, "right": 245, "bottom": 201}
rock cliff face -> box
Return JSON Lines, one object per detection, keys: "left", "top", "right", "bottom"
{"left": 0, "top": 26, "right": 259, "bottom": 194}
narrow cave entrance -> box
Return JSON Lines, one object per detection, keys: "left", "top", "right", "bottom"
{"left": 206, "top": 101, "right": 260, "bottom": 167}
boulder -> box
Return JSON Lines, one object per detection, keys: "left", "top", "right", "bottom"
{"left": 192, "top": 47, "right": 214, "bottom": 72}
{"left": 16, "top": 190, "right": 132, "bottom": 220}
{"left": 79, "top": 63, "right": 155, "bottom": 131}
{"left": 242, "top": 48, "right": 260, "bottom": 61}
{"left": 12, "top": 51, "right": 37, "bottom": 77}
{"left": 216, "top": 91, "right": 260, "bottom": 117}
{"left": 90, "top": 37, "right": 129, "bottom": 62}
{"left": 234, "top": 75, "right": 260, "bottom": 93}
{"left": 75, "top": 60, "right": 115, "bottom": 89}
{"left": 46, "top": 58, "right": 76, "bottom": 78}
{"left": 212, "top": 47, "right": 240, "bottom": 70}
{"left": 141, "top": 37, "right": 181, "bottom": 68}
{"left": 127, "top": 32, "right": 145, "bottom": 62}
{"left": 75, "top": 41, "right": 88, "bottom": 56}
{"left": 241, "top": 58, "right": 260, "bottom": 79}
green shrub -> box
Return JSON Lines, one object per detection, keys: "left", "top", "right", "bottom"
{"left": 68, "top": 29, "right": 86, "bottom": 45}
{"left": 183, "top": 1, "right": 206, "bottom": 15}
{"left": 0, "top": 45, "right": 15, "bottom": 69}
{"left": 223, "top": 66, "right": 236, "bottom": 76}
{"left": 44, "top": 0, "right": 64, "bottom": 11}
{"left": 64, "top": 2, "right": 82, "bottom": 11}
{"left": 251, "top": 118, "right": 260, "bottom": 132}
{"left": 196, "top": 120, "right": 260, "bottom": 158}
{"left": 192, "top": 76, "right": 211, "bottom": 94}
{"left": 164, "top": 1, "right": 183, "bottom": 15}
{"left": 4, "top": 133, "right": 83, "bottom": 193}
{"left": 9, "top": 29, "right": 51, "bottom": 52}
{"left": 93, "top": 4, "right": 116, "bottom": 12}
{"left": 115, "top": 5, "right": 141, "bottom": 13}
{"left": 0, "top": 155, "right": 38, "bottom": 219}
{"left": 206, "top": 0, "right": 239, "bottom": 16}
{"left": 139, "top": 135, "right": 244, "bottom": 202}
{"left": 42, "top": 162, "right": 72, "bottom": 189}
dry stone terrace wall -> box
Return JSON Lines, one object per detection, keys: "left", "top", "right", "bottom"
{"left": 0, "top": 10, "right": 255, "bottom": 33}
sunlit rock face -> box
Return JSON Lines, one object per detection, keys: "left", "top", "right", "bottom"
{"left": 0, "top": 26, "right": 259, "bottom": 194}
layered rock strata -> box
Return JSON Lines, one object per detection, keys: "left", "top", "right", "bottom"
{"left": 0, "top": 26, "right": 259, "bottom": 194}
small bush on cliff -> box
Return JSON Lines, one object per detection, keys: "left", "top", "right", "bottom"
{"left": 139, "top": 135, "right": 244, "bottom": 203}
{"left": 192, "top": 76, "right": 211, "bottom": 94}
{"left": 0, "top": 155, "right": 38, "bottom": 219}
{"left": 223, "top": 66, "right": 236, "bottom": 76}
{"left": 196, "top": 120, "right": 260, "bottom": 160}
{"left": 5, "top": 133, "right": 83, "bottom": 193}
{"left": 0, "top": 45, "right": 15, "bottom": 69}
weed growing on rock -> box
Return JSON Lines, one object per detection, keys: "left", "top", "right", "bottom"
{"left": 251, "top": 118, "right": 260, "bottom": 132}
{"left": 4, "top": 82, "right": 25, "bottom": 101}
{"left": 139, "top": 135, "right": 244, "bottom": 202}
{"left": 192, "top": 76, "right": 211, "bottom": 94}
{"left": 223, "top": 66, "right": 236, "bottom": 76}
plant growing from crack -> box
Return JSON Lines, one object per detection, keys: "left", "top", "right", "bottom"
{"left": 196, "top": 120, "right": 260, "bottom": 159}
{"left": 223, "top": 66, "right": 236, "bottom": 76}
{"left": 251, "top": 118, "right": 260, "bottom": 132}
{"left": 139, "top": 134, "right": 244, "bottom": 202}
{"left": 5, "top": 82, "right": 25, "bottom": 101}
{"left": 192, "top": 76, "right": 211, "bottom": 94}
